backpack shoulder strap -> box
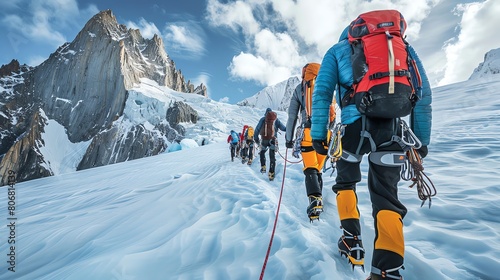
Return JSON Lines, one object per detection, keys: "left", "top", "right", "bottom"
{"left": 304, "top": 80, "right": 313, "bottom": 118}
{"left": 339, "top": 83, "right": 354, "bottom": 109}
{"left": 301, "top": 62, "right": 320, "bottom": 118}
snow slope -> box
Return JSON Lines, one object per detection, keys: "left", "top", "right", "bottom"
{"left": 0, "top": 76, "right": 499, "bottom": 280}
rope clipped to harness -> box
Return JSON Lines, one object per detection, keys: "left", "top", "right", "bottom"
{"left": 403, "top": 148, "right": 436, "bottom": 208}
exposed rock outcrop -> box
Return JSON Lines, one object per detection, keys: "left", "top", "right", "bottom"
{"left": 167, "top": 101, "right": 199, "bottom": 127}
{"left": 0, "top": 110, "right": 52, "bottom": 183}
{"left": 77, "top": 123, "right": 166, "bottom": 170}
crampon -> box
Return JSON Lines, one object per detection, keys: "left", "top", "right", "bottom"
{"left": 306, "top": 195, "right": 323, "bottom": 222}
{"left": 338, "top": 234, "right": 365, "bottom": 271}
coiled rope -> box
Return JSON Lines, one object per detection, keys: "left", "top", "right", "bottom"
{"left": 402, "top": 148, "right": 437, "bottom": 208}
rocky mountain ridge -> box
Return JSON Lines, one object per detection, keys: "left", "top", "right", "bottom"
{"left": 0, "top": 10, "right": 206, "bottom": 185}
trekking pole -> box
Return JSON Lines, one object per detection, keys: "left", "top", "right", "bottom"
{"left": 259, "top": 148, "right": 289, "bottom": 280}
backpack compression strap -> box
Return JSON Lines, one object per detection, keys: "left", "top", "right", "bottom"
{"left": 386, "top": 31, "right": 395, "bottom": 94}
{"left": 304, "top": 80, "right": 313, "bottom": 119}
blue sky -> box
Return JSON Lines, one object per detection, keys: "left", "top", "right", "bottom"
{"left": 1, "top": 0, "right": 499, "bottom": 103}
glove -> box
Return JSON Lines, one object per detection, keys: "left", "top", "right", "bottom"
{"left": 312, "top": 139, "right": 328, "bottom": 156}
{"left": 285, "top": 140, "right": 294, "bottom": 149}
{"left": 417, "top": 146, "right": 428, "bottom": 159}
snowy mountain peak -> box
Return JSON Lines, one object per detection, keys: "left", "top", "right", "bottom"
{"left": 237, "top": 76, "right": 300, "bottom": 111}
{"left": 469, "top": 48, "right": 500, "bottom": 80}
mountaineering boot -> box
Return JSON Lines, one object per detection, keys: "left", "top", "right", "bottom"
{"left": 268, "top": 172, "right": 275, "bottom": 181}
{"left": 247, "top": 159, "right": 253, "bottom": 165}
{"left": 338, "top": 230, "right": 365, "bottom": 271}
{"left": 306, "top": 195, "right": 323, "bottom": 222}
{"left": 241, "top": 157, "right": 247, "bottom": 164}
{"left": 366, "top": 274, "right": 403, "bottom": 280}
{"left": 368, "top": 265, "right": 404, "bottom": 280}
{"left": 260, "top": 165, "right": 266, "bottom": 173}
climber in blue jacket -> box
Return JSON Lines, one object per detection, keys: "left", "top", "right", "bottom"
{"left": 310, "top": 18, "right": 432, "bottom": 279}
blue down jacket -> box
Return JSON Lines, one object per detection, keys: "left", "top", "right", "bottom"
{"left": 310, "top": 27, "right": 432, "bottom": 146}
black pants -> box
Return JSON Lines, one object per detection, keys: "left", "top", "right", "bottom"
{"left": 241, "top": 140, "right": 254, "bottom": 159}
{"left": 229, "top": 143, "right": 238, "bottom": 160}
{"left": 333, "top": 117, "right": 407, "bottom": 273}
{"left": 259, "top": 139, "right": 276, "bottom": 173}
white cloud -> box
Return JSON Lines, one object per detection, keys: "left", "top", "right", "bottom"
{"left": 439, "top": 0, "right": 500, "bottom": 86}
{"left": 163, "top": 21, "right": 206, "bottom": 59}
{"left": 206, "top": 0, "right": 260, "bottom": 35}
{"left": 30, "top": 0, "right": 98, "bottom": 30}
{"left": 0, "top": 0, "right": 98, "bottom": 48}
{"left": 270, "top": 0, "right": 348, "bottom": 56}
{"left": 206, "top": 0, "right": 437, "bottom": 87}
{"left": 229, "top": 51, "right": 292, "bottom": 85}
{"left": 218, "top": 96, "right": 230, "bottom": 103}
{"left": 229, "top": 29, "right": 305, "bottom": 85}
{"left": 254, "top": 29, "right": 304, "bottom": 67}
{"left": 126, "top": 18, "right": 162, "bottom": 39}
{"left": 3, "top": 14, "right": 66, "bottom": 46}
{"left": 0, "top": 0, "right": 22, "bottom": 9}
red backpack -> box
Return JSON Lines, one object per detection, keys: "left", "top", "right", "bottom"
{"left": 345, "top": 10, "right": 420, "bottom": 119}
{"left": 261, "top": 111, "right": 277, "bottom": 140}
